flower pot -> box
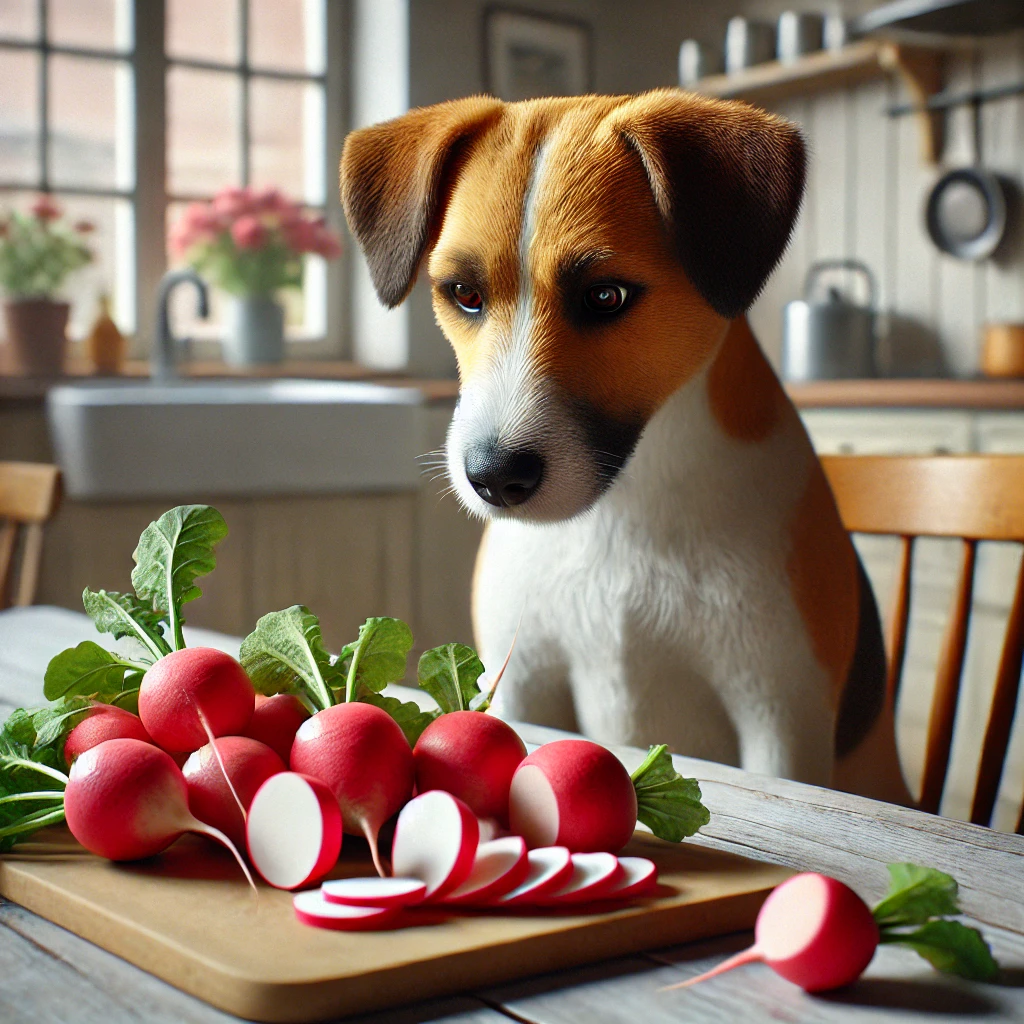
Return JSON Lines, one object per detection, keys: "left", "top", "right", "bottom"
{"left": 3, "top": 298, "right": 70, "bottom": 375}
{"left": 222, "top": 295, "right": 285, "bottom": 366}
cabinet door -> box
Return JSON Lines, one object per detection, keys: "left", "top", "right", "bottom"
{"left": 799, "top": 409, "right": 974, "bottom": 455}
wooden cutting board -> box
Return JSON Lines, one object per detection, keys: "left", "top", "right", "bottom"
{"left": 0, "top": 827, "right": 789, "bottom": 1023}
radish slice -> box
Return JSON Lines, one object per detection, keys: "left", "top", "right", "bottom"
{"left": 321, "top": 877, "right": 427, "bottom": 908}
{"left": 443, "top": 836, "right": 529, "bottom": 906}
{"left": 246, "top": 772, "right": 342, "bottom": 890}
{"left": 391, "top": 790, "right": 479, "bottom": 901}
{"left": 497, "top": 846, "right": 574, "bottom": 906}
{"left": 293, "top": 890, "right": 399, "bottom": 930}
{"left": 544, "top": 851, "right": 624, "bottom": 904}
{"left": 604, "top": 856, "right": 658, "bottom": 899}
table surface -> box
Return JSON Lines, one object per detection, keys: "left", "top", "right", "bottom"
{"left": 2, "top": 607, "right": 1023, "bottom": 1024}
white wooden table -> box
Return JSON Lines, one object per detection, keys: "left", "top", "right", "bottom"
{"left": 2, "top": 607, "right": 1024, "bottom": 1024}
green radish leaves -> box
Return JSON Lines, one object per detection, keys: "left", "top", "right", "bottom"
{"left": 43, "top": 641, "right": 147, "bottom": 702}
{"left": 82, "top": 588, "right": 171, "bottom": 662}
{"left": 131, "top": 505, "right": 228, "bottom": 650}
{"left": 359, "top": 693, "right": 439, "bottom": 746}
{"left": 417, "top": 643, "right": 486, "bottom": 713}
{"left": 630, "top": 744, "right": 710, "bottom": 843}
{"left": 873, "top": 863, "right": 998, "bottom": 981}
{"left": 340, "top": 617, "right": 414, "bottom": 702}
{"left": 240, "top": 605, "right": 340, "bottom": 713}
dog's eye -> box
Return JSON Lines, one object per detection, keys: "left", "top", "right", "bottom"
{"left": 584, "top": 284, "right": 628, "bottom": 314}
{"left": 450, "top": 283, "right": 483, "bottom": 314}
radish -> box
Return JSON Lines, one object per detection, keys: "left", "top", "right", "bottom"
{"left": 605, "top": 856, "right": 658, "bottom": 899}
{"left": 443, "top": 836, "right": 529, "bottom": 906}
{"left": 289, "top": 702, "right": 414, "bottom": 877}
{"left": 138, "top": 647, "right": 255, "bottom": 753}
{"left": 497, "top": 846, "right": 574, "bottom": 906}
{"left": 63, "top": 705, "right": 152, "bottom": 765}
{"left": 245, "top": 693, "right": 309, "bottom": 763}
{"left": 246, "top": 772, "right": 343, "bottom": 890}
{"left": 183, "top": 736, "right": 286, "bottom": 848}
{"left": 321, "top": 876, "right": 427, "bottom": 908}
{"left": 293, "top": 889, "right": 400, "bottom": 931}
{"left": 390, "top": 790, "right": 479, "bottom": 901}
{"left": 64, "top": 738, "right": 253, "bottom": 888}
{"left": 413, "top": 711, "right": 526, "bottom": 825}
{"left": 509, "top": 740, "right": 637, "bottom": 853}
{"left": 544, "top": 851, "right": 624, "bottom": 904}
{"left": 662, "top": 873, "right": 879, "bottom": 993}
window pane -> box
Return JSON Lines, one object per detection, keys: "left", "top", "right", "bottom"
{"left": 0, "top": 48, "right": 39, "bottom": 182}
{"left": 167, "top": 66, "right": 241, "bottom": 195}
{"left": 49, "top": 0, "right": 132, "bottom": 52}
{"left": 249, "top": 0, "right": 325, "bottom": 74}
{"left": 0, "top": 0, "right": 37, "bottom": 40}
{"left": 49, "top": 55, "right": 133, "bottom": 190}
{"left": 250, "top": 77, "right": 324, "bottom": 204}
{"left": 167, "top": 0, "right": 238, "bottom": 64}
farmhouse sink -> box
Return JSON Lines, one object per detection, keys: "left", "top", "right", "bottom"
{"left": 47, "top": 379, "right": 427, "bottom": 500}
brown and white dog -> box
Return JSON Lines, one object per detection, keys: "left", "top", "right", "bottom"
{"left": 341, "top": 89, "right": 910, "bottom": 803}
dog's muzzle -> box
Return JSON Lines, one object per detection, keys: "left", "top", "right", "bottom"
{"left": 464, "top": 445, "right": 545, "bottom": 507}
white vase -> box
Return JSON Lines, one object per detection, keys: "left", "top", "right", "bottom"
{"left": 222, "top": 295, "right": 285, "bottom": 366}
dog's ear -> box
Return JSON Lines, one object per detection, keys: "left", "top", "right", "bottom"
{"left": 610, "top": 90, "right": 805, "bottom": 318}
{"left": 340, "top": 96, "right": 504, "bottom": 308}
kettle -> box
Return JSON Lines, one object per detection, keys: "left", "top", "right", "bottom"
{"left": 782, "top": 259, "right": 877, "bottom": 381}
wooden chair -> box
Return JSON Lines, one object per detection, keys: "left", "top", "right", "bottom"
{"left": 821, "top": 454, "right": 1024, "bottom": 832}
{"left": 0, "top": 461, "right": 62, "bottom": 610}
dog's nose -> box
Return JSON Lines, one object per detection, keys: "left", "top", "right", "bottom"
{"left": 465, "top": 447, "right": 544, "bottom": 507}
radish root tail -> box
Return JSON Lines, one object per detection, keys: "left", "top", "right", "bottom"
{"left": 194, "top": 821, "right": 258, "bottom": 897}
{"left": 363, "top": 821, "right": 389, "bottom": 879}
{"left": 193, "top": 701, "right": 248, "bottom": 824}
{"left": 658, "top": 946, "right": 763, "bottom": 991}
{"left": 484, "top": 611, "right": 523, "bottom": 709}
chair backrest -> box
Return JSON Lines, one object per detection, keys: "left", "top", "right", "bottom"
{"left": 0, "top": 461, "right": 62, "bottom": 611}
{"left": 821, "top": 454, "right": 1024, "bottom": 833}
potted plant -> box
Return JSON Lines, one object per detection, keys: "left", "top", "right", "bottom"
{"left": 0, "top": 195, "right": 93, "bottom": 375}
{"left": 169, "top": 187, "right": 342, "bottom": 366}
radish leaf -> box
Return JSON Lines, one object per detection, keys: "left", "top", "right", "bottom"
{"left": 630, "top": 744, "right": 710, "bottom": 842}
{"left": 240, "top": 605, "right": 339, "bottom": 713}
{"left": 873, "top": 863, "right": 960, "bottom": 927}
{"left": 43, "top": 642, "right": 148, "bottom": 701}
{"left": 358, "top": 693, "right": 439, "bottom": 746}
{"left": 131, "top": 505, "right": 228, "bottom": 650}
{"left": 0, "top": 714, "right": 71, "bottom": 850}
{"left": 82, "top": 587, "right": 170, "bottom": 661}
{"left": 417, "top": 643, "right": 485, "bottom": 713}
{"left": 879, "top": 920, "right": 998, "bottom": 981}
{"left": 340, "top": 617, "right": 414, "bottom": 702}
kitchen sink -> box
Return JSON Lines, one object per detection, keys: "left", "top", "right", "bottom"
{"left": 47, "top": 379, "right": 427, "bottom": 500}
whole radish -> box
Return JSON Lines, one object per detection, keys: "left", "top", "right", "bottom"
{"left": 64, "top": 738, "right": 253, "bottom": 888}
{"left": 63, "top": 705, "right": 152, "bottom": 765}
{"left": 183, "top": 736, "right": 285, "bottom": 848}
{"left": 413, "top": 711, "right": 526, "bottom": 825}
{"left": 509, "top": 739, "right": 637, "bottom": 853}
{"left": 290, "top": 702, "right": 414, "bottom": 877}
{"left": 138, "top": 647, "right": 255, "bottom": 753}
{"left": 245, "top": 693, "right": 309, "bottom": 764}
{"left": 663, "top": 873, "right": 879, "bottom": 993}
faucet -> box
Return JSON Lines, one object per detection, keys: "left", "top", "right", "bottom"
{"left": 153, "top": 268, "right": 209, "bottom": 380}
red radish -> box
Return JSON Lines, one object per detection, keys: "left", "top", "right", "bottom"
{"left": 391, "top": 790, "right": 479, "bottom": 901}
{"left": 293, "top": 889, "right": 400, "bottom": 931}
{"left": 64, "top": 738, "right": 253, "bottom": 887}
{"left": 246, "top": 772, "right": 342, "bottom": 890}
{"left": 139, "top": 647, "right": 255, "bottom": 753}
{"left": 321, "top": 877, "right": 427, "bottom": 908}
{"left": 544, "top": 851, "right": 624, "bottom": 904}
{"left": 183, "top": 736, "right": 286, "bottom": 848}
{"left": 63, "top": 705, "right": 152, "bottom": 765}
{"left": 509, "top": 739, "right": 637, "bottom": 854}
{"left": 443, "top": 836, "right": 529, "bottom": 905}
{"left": 497, "top": 846, "right": 574, "bottom": 906}
{"left": 413, "top": 711, "right": 526, "bottom": 825}
{"left": 245, "top": 693, "right": 309, "bottom": 764}
{"left": 289, "top": 702, "right": 414, "bottom": 877}
{"left": 605, "top": 856, "right": 658, "bottom": 899}
{"left": 662, "top": 873, "right": 879, "bottom": 993}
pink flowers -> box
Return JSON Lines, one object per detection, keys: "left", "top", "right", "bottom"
{"left": 31, "top": 195, "right": 62, "bottom": 222}
{"left": 231, "top": 215, "right": 267, "bottom": 251}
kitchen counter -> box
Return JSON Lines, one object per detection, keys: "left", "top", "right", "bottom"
{"left": 787, "top": 378, "right": 1024, "bottom": 410}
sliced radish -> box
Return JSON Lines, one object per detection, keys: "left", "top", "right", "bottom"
{"left": 544, "top": 851, "right": 624, "bottom": 904}
{"left": 390, "top": 790, "right": 479, "bottom": 901}
{"left": 246, "top": 772, "right": 342, "bottom": 890}
{"left": 293, "top": 889, "right": 399, "bottom": 930}
{"left": 497, "top": 846, "right": 574, "bottom": 906}
{"left": 443, "top": 836, "right": 529, "bottom": 906}
{"left": 321, "top": 876, "right": 427, "bottom": 908}
{"left": 604, "top": 856, "right": 658, "bottom": 899}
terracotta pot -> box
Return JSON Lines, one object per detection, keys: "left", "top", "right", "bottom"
{"left": 981, "top": 323, "right": 1024, "bottom": 378}
{"left": 3, "top": 298, "right": 70, "bottom": 376}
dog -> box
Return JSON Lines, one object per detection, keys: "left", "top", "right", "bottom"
{"left": 341, "top": 89, "right": 910, "bottom": 804}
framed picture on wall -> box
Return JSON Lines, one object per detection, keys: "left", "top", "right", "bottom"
{"left": 484, "top": 8, "right": 592, "bottom": 102}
